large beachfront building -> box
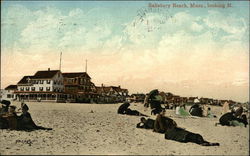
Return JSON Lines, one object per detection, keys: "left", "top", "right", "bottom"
{"left": 3, "top": 69, "right": 129, "bottom": 103}
{"left": 14, "top": 69, "right": 65, "bottom": 102}
{"left": 62, "top": 72, "right": 97, "bottom": 103}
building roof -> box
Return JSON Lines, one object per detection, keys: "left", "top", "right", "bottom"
{"left": 17, "top": 76, "right": 34, "bottom": 84}
{"left": 5, "top": 85, "right": 17, "bottom": 90}
{"left": 62, "top": 72, "right": 91, "bottom": 79}
{"left": 95, "top": 86, "right": 128, "bottom": 95}
{"left": 33, "top": 70, "right": 60, "bottom": 79}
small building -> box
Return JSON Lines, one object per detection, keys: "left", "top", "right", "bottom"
{"left": 187, "top": 97, "right": 198, "bottom": 104}
{"left": 95, "top": 85, "right": 128, "bottom": 103}
{"left": 200, "top": 97, "right": 214, "bottom": 105}
{"left": 130, "top": 93, "right": 146, "bottom": 103}
{"left": 0, "top": 85, "right": 18, "bottom": 101}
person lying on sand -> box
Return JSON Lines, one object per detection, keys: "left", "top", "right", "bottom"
{"left": 137, "top": 109, "right": 220, "bottom": 146}
{"left": 154, "top": 110, "right": 219, "bottom": 146}
{"left": 136, "top": 117, "right": 155, "bottom": 129}
{"left": 217, "top": 107, "right": 248, "bottom": 127}
{"left": 117, "top": 102, "right": 148, "bottom": 117}
{"left": 165, "top": 127, "right": 220, "bottom": 146}
{"left": 18, "top": 104, "right": 52, "bottom": 131}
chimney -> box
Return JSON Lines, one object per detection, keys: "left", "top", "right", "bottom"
{"left": 101, "top": 84, "right": 104, "bottom": 87}
{"left": 48, "top": 68, "right": 50, "bottom": 71}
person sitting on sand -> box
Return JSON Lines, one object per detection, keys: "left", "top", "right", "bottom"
{"left": 117, "top": 102, "right": 148, "bottom": 117}
{"left": 154, "top": 109, "right": 177, "bottom": 133}
{"left": 1, "top": 105, "right": 18, "bottom": 130}
{"left": 165, "top": 126, "right": 220, "bottom": 146}
{"left": 0, "top": 100, "right": 12, "bottom": 129}
{"left": 207, "top": 107, "right": 217, "bottom": 118}
{"left": 18, "top": 104, "right": 52, "bottom": 131}
{"left": 218, "top": 106, "right": 248, "bottom": 127}
{"left": 136, "top": 117, "right": 155, "bottom": 129}
{"left": 189, "top": 102, "right": 203, "bottom": 117}
{"left": 176, "top": 104, "right": 190, "bottom": 116}
{"left": 0, "top": 100, "right": 11, "bottom": 115}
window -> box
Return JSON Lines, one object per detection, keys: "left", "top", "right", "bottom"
{"left": 40, "top": 80, "right": 44, "bottom": 84}
{"left": 31, "top": 87, "right": 35, "bottom": 91}
{"left": 7, "top": 94, "right": 12, "bottom": 98}
{"left": 20, "top": 87, "right": 24, "bottom": 91}
{"left": 39, "top": 87, "right": 43, "bottom": 91}
{"left": 46, "top": 87, "right": 50, "bottom": 91}
{"left": 25, "top": 87, "right": 30, "bottom": 91}
{"left": 47, "top": 80, "right": 51, "bottom": 84}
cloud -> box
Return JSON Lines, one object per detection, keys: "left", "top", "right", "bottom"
{"left": 1, "top": 4, "right": 249, "bottom": 102}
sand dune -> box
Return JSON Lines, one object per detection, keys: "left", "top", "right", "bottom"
{"left": 0, "top": 102, "right": 249, "bottom": 155}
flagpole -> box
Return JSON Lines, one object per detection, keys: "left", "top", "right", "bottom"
{"left": 85, "top": 59, "right": 87, "bottom": 73}
{"left": 59, "top": 52, "right": 62, "bottom": 71}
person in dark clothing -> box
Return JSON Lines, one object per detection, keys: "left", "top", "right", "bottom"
{"left": 18, "top": 104, "right": 52, "bottom": 131}
{"left": 1, "top": 105, "right": 18, "bottom": 130}
{"left": 117, "top": 102, "right": 148, "bottom": 117}
{"left": 189, "top": 104, "right": 203, "bottom": 117}
{"left": 136, "top": 117, "right": 155, "bottom": 129}
{"left": 151, "top": 108, "right": 163, "bottom": 115}
{"left": 146, "top": 89, "right": 164, "bottom": 115}
{"left": 165, "top": 127, "right": 220, "bottom": 146}
{"left": 0, "top": 100, "right": 12, "bottom": 129}
{"left": 154, "top": 110, "right": 177, "bottom": 133}
{"left": 0, "top": 100, "right": 11, "bottom": 115}
{"left": 218, "top": 110, "right": 248, "bottom": 127}
{"left": 117, "top": 102, "right": 130, "bottom": 114}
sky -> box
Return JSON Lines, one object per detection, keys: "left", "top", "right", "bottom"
{"left": 1, "top": 1, "right": 249, "bottom": 102}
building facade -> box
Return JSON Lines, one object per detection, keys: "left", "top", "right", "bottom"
{"left": 62, "top": 72, "right": 97, "bottom": 103}
{"left": 0, "top": 85, "right": 18, "bottom": 101}
{"left": 14, "top": 69, "right": 65, "bottom": 102}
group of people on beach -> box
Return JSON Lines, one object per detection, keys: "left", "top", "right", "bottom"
{"left": 117, "top": 89, "right": 249, "bottom": 146}
{"left": 0, "top": 100, "right": 52, "bottom": 131}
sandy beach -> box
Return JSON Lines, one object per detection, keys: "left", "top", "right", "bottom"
{"left": 0, "top": 101, "right": 249, "bottom": 155}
